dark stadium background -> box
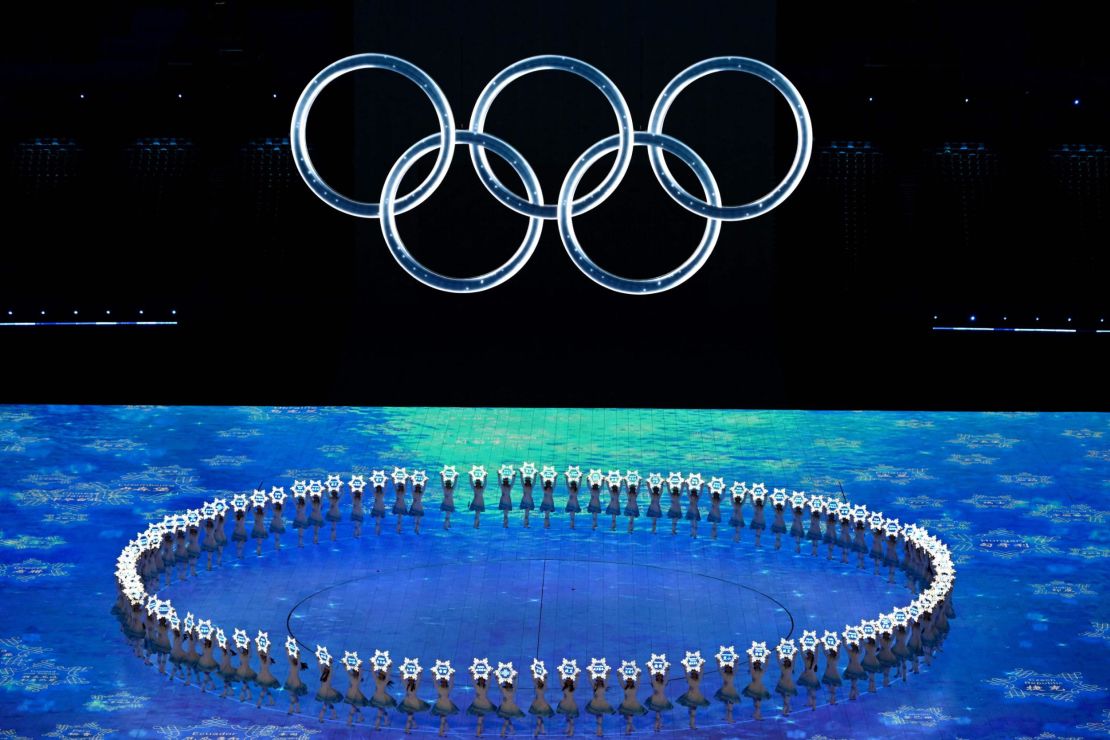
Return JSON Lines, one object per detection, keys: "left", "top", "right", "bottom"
{"left": 1, "top": 1, "right": 1105, "bottom": 409}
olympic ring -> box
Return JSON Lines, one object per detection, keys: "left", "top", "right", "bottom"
{"left": 468, "top": 55, "right": 634, "bottom": 220}
{"left": 381, "top": 130, "right": 544, "bottom": 293}
{"left": 559, "top": 131, "right": 721, "bottom": 294}
{"left": 290, "top": 54, "right": 456, "bottom": 218}
{"left": 647, "top": 57, "right": 813, "bottom": 221}
{"left": 291, "top": 53, "right": 811, "bottom": 294}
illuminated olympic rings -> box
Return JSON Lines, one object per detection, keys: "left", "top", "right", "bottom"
{"left": 291, "top": 54, "right": 812, "bottom": 294}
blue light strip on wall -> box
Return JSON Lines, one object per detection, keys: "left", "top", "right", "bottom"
{"left": 931, "top": 326, "right": 1089, "bottom": 334}
{"left": 0, "top": 321, "right": 178, "bottom": 327}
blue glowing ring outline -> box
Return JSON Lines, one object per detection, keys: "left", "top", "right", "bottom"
{"left": 290, "top": 54, "right": 456, "bottom": 219}
{"left": 380, "top": 130, "right": 544, "bottom": 293}
{"left": 468, "top": 55, "right": 634, "bottom": 220}
{"left": 647, "top": 57, "right": 813, "bottom": 221}
{"left": 558, "top": 131, "right": 721, "bottom": 295}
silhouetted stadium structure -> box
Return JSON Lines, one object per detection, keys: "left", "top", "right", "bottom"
{"left": 238, "top": 137, "right": 295, "bottom": 222}
{"left": 124, "top": 137, "right": 199, "bottom": 218}
{"left": 815, "top": 141, "right": 887, "bottom": 279}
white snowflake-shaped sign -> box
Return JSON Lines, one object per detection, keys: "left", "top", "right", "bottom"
{"left": 307, "top": 480, "right": 323, "bottom": 496}
{"left": 799, "top": 630, "right": 819, "bottom": 652}
{"left": 231, "top": 494, "right": 249, "bottom": 512}
{"left": 269, "top": 487, "right": 287, "bottom": 506}
{"left": 470, "top": 658, "right": 492, "bottom": 681}
{"left": 842, "top": 625, "right": 861, "bottom": 648}
{"left": 587, "top": 469, "right": 604, "bottom": 488}
{"left": 196, "top": 619, "right": 213, "bottom": 640}
{"left": 314, "top": 645, "right": 332, "bottom": 666}
{"left": 391, "top": 468, "right": 408, "bottom": 486}
{"left": 291, "top": 480, "right": 308, "bottom": 497}
{"left": 557, "top": 658, "right": 580, "bottom": 681}
{"left": 469, "top": 466, "right": 487, "bottom": 486}
{"left": 647, "top": 653, "right": 670, "bottom": 676}
{"left": 411, "top": 470, "right": 428, "bottom": 489}
{"left": 251, "top": 489, "right": 268, "bottom": 508}
{"left": 349, "top": 475, "right": 366, "bottom": 493}
{"left": 255, "top": 631, "right": 271, "bottom": 653}
{"left": 776, "top": 638, "right": 797, "bottom": 661}
{"left": 565, "top": 466, "right": 582, "bottom": 486}
{"left": 715, "top": 645, "right": 738, "bottom": 668}
{"left": 619, "top": 660, "right": 641, "bottom": 681}
{"left": 531, "top": 658, "right": 548, "bottom": 681}
{"left": 730, "top": 481, "right": 747, "bottom": 502}
{"left": 495, "top": 661, "right": 518, "bottom": 684}
{"left": 325, "top": 474, "right": 343, "bottom": 492}
{"left": 371, "top": 649, "right": 390, "bottom": 672}
{"left": 285, "top": 635, "right": 299, "bottom": 658}
{"left": 498, "top": 464, "right": 516, "bottom": 484}
{"left": 770, "top": 488, "right": 787, "bottom": 507}
{"left": 821, "top": 630, "right": 840, "bottom": 651}
{"left": 343, "top": 651, "right": 364, "bottom": 671}
{"left": 681, "top": 650, "right": 705, "bottom": 673}
{"left": 746, "top": 641, "right": 769, "bottom": 662}
{"left": 540, "top": 466, "right": 557, "bottom": 486}
{"left": 400, "top": 657, "right": 422, "bottom": 681}
{"left": 370, "top": 470, "right": 387, "bottom": 489}
{"left": 440, "top": 466, "right": 458, "bottom": 487}
{"left": 232, "top": 628, "right": 249, "bottom": 650}
{"left": 215, "top": 628, "right": 227, "bottom": 650}
{"left": 667, "top": 472, "right": 684, "bottom": 490}
{"left": 519, "top": 462, "right": 537, "bottom": 483}
{"left": 587, "top": 657, "right": 609, "bottom": 681}
{"left": 605, "top": 470, "right": 623, "bottom": 489}
{"left": 432, "top": 659, "right": 455, "bottom": 681}
{"left": 647, "top": 473, "right": 664, "bottom": 491}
